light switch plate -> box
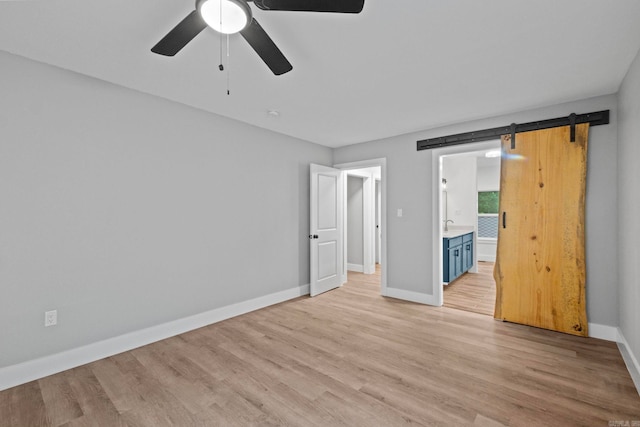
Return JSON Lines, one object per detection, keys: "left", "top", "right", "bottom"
{"left": 45, "top": 310, "right": 57, "bottom": 327}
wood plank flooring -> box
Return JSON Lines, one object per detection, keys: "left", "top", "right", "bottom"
{"left": 444, "top": 261, "right": 497, "bottom": 317}
{"left": 1, "top": 269, "right": 639, "bottom": 426}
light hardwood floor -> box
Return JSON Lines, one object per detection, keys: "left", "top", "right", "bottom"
{"left": 444, "top": 261, "right": 497, "bottom": 317}
{"left": 1, "top": 269, "right": 639, "bottom": 426}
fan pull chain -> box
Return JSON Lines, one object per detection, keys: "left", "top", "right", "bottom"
{"left": 218, "top": 0, "right": 224, "bottom": 73}
{"left": 226, "top": 34, "right": 230, "bottom": 95}
{"left": 219, "top": 30, "right": 224, "bottom": 71}
{"left": 214, "top": 2, "right": 230, "bottom": 95}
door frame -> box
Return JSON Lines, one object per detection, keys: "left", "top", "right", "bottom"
{"left": 345, "top": 170, "right": 375, "bottom": 275}
{"left": 334, "top": 158, "right": 387, "bottom": 296}
{"left": 431, "top": 141, "right": 499, "bottom": 306}
{"left": 375, "top": 179, "right": 382, "bottom": 264}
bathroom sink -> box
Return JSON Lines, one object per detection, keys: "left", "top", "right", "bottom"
{"left": 442, "top": 228, "right": 474, "bottom": 238}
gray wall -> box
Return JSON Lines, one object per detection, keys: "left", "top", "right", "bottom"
{"left": 0, "top": 51, "right": 332, "bottom": 368}
{"left": 617, "top": 48, "right": 640, "bottom": 361}
{"left": 334, "top": 94, "right": 619, "bottom": 327}
{"left": 347, "top": 175, "right": 364, "bottom": 266}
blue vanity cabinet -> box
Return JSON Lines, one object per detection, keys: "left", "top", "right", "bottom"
{"left": 443, "top": 232, "right": 474, "bottom": 283}
{"left": 462, "top": 233, "right": 473, "bottom": 272}
{"left": 443, "top": 235, "right": 463, "bottom": 282}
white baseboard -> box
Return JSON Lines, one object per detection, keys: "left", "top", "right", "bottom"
{"left": 588, "top": 323, "right": 618, "bottom": 342}
{"left": 385, "top": 287, "right": 439, "bottom": 306}
{"left": 617, "top": 328, "right": 640, "bottom": 396}
{"left": 0, "top": 284, "right": 310, "bottom": 392}
{"left": 477, "top": 239, "right": 497, "bottom": 263}
{"left": 347, "top": 263, "right": 364, "bottom": 273}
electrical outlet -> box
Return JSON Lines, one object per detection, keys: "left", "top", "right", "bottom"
{"left": 44, "top": 310, "right": 57, "bottom": 327}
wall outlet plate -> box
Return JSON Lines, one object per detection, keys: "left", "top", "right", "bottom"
{"left": 45, "top": 310, "right": 57, "bottom": 327}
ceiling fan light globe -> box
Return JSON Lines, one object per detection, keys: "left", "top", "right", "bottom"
{"left": 198, "top": 0, "right": 252, "bottom": 34}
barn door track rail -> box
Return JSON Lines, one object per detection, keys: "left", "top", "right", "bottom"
{"left": 416, "top": 110, "right": 609, "bottom": 151}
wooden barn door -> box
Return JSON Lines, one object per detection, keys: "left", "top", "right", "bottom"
{"left": 494, "top": 124, "right": 589, "bottom": 336}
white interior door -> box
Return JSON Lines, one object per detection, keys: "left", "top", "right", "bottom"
{"left": 310, "top": 164, "right": 343, "bottom": 297}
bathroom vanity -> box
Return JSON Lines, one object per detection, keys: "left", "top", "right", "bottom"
{"left": 443, "top": 230, "right": 474, "bottom": 283}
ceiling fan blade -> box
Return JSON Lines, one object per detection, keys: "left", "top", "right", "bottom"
{"left": 151, "top": 11, "right": 207, "bottom": 56}
{"left": 240, "top": 18, "right": 292, "bottom": 75}
{"left": 253, "top": 0, "right": 364, "bottom": 13}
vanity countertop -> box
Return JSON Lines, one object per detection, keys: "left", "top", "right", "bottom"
{"left": 442, "top": 227, "right": 474, "bottom": 239}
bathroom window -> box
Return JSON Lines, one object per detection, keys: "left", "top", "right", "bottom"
{"left": 478, "top": 191, "right": 499, "bottom": 214}
{"left": 478, "top": 191, "right": 499, "bottom": 238}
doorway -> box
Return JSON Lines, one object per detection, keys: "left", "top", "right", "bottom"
{"left": 334, "top": 159, "right": 387, "bottom": 296}
{"left": 431, "top": 141, "right": 500, "bottom": 314}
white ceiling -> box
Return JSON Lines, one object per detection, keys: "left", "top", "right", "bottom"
{"left": 1, "top": 0, "right": 640, "bottom": 148}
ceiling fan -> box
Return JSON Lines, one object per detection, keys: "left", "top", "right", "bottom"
{"left": 151, "top": 0, "right": 365, "bottom": 75}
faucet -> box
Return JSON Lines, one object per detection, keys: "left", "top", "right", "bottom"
{"left": 444, "top": 219, "right": 454, "bottom": 232}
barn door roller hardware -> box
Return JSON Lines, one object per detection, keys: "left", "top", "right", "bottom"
{"left": 416, "top": 110, "right": 609, "bottom": 151}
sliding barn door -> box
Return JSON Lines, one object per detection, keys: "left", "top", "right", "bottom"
{"left": 494, "top": 124, "right": 589, "bottom": 336}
